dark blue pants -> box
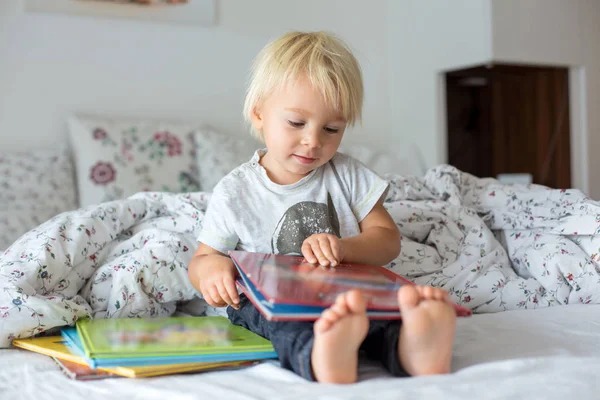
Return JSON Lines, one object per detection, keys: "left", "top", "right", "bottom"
{"left": 227, "top": 295, "right": 408, "bottom": 381}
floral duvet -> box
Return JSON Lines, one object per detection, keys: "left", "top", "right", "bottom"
{"left": 2, "top": 165, "right": 600, "bottom": 347}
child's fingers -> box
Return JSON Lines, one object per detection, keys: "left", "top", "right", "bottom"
{"left": 318, "top": 237, "right": 337, "bottom": 266}
{"left": 327, "top": 237, "right": 342, "bottom": 266}
{"left": 199, "top": 284, "right": 212, "bottom": 305}
{"left": 223, "top": 275, "right": 240, "bottom": 307}
{"left": 301, "top": 242, "right": 318, "bottom": 264}
{"left": 206, "top": 286, "right": 223, "bottom": 307}
{"left": 310, "top": 242, "right": 329, "bottom": 266}
{"left": 216, "top": 282, "right": 234, "bottom": 307}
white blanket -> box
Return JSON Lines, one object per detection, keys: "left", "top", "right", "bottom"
{"left": 2, "top": 165, "right": 600, "bottom": 347}
{"left": 3, "top": 304, "right": 600, "bottom": 399}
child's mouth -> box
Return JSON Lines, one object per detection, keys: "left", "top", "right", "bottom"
{"left": 293, "top": 154, "right": 317, "bottom": 164}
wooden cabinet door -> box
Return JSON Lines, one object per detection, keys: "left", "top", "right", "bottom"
{"left": 446, "top": 64, "right": 570, "bottom": 189}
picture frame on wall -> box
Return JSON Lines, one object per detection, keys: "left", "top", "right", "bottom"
{"left": 24, "top": 0, "right": 216, "bottom": 27}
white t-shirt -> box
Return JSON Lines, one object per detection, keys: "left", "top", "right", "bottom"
{"left": 198, "top": 149, "right": 389, "bottom": 255}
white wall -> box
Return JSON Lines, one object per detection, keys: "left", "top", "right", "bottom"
{"left": 492, "top": 0, "right": 583, "bottom": 66}
{"left": 1, "top": 0, "right": 599, "bottom": 196}
{"left": 579, "top": 0, "right": 600, "bottom": 199}
{"left": 0, "top": 0, "right": 390, "bottom": 151}
{"left": 491, "top": 0, "right": 600, "bottom": 198}
{"left": 386, "top": 0, "right": 492, "bottom": 169}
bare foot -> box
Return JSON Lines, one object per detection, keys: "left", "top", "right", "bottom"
{"left": 311, "top": 290, "right": 369, "bottom": 384}
{"left": 398, "top": 285, "right": 457, "bottom": 376}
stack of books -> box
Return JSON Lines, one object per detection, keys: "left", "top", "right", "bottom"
{"left": 12, "top": 315, "right": 276, "bottom": 380}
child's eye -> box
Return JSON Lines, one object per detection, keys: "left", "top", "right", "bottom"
{"left": 288, "top": 120, "right": 305, "bottom": 128}
{"left": 324, "top": 127, "right": 339, "bottom": 133}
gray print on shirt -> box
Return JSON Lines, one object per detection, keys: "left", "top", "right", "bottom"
{"left": 271, "top": 193, "right": 340, "bottom": 255}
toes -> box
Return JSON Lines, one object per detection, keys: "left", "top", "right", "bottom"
{"left": 415, "top": 286, "right": 450, "bottom": 302}
{"left": 344, "top": 290, "right": 367, "bottom": 314}
{"left": 314, "top": 316, "right": 332, "bottom": 334}
{"left": 426, "top": 287, "right": 450, "bottom": 301}
{"left": 315, "top": 309, "right": 337, "bottom": 333}
{"left": 314, "top": 291, "right": 368, "bottom": 335}
{"left": 422, "top": 286, "right": 434, "bottom": 299}
{"left": 333, "top": 292, "right": 351, "bottom": 314}
{"left": 322, "top": 299, "right": 349, "bottom": 326}
{"left": 435, "top": 288, "right": 449, "bottom": 301}
{"left": 398, "top": 285, "right": 420, "bottom": 310}
{"left": 322, "top": 308, "right": 340, "bottom": 323}
{"left": 329, "top": 302, "right": 348, "bottom": 319}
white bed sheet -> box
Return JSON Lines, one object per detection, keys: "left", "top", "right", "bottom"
{"left": 1, "top": 304, "right": 600, "bottom": 399}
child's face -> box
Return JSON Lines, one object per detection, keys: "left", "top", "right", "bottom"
{"left": 252, "top": 76, "right": 347, "bottom": 185}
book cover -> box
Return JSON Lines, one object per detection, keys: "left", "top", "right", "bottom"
{"left": 236, "top": 277, "right": 403, "bottom": 321}
{"left": 229, "top": 250, "right": 472, "bottom": 320}
{"left": 53, "top": 355, "right": 255, "bottom": 379}
{"left": 52, "top": 358, "right": 118, "bottom": 380}
{"left": 65, "top": 316, "right": 277, "bottom": 367}
{"left": 62, "top": 328, "right": 276, "bottom": 369}
{"left": 12, "top": 336, "right": 256, "bottom": 378}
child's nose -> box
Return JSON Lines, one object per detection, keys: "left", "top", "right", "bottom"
{"left": 302, "top": 130, "right": 322, "bottom": 148}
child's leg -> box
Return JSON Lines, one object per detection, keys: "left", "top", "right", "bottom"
{"left": 397, "top": 285, "right": 457, "bottom": 376}
{"left": 227, "top": 295, "right": 317, "bottom": 380}
{"left": 311, "top": 290, "right": 369, "bottom": 384}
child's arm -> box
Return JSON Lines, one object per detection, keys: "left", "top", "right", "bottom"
{"left": 302, "top": 198, "right": 400, "bottom": 267}
{"left": 188, "top": 243, "right": 240, "bottom": 309}
{"left": 340, "top": 199, "right": 400, "bottom": 266}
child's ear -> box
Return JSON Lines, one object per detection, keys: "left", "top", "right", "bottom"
{"left": 250, "top": 107, "right": 264, "bottom": 133}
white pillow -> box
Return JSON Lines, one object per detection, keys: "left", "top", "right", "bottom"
{"left": 0, "top": 147, "right": 77, "bottom": 250}
{"left": 339, "top": 141, "right": 426, "bottom": 177}
{"left": 68, "top": 115, "right": 201, "bottom": 207}
{"left": 194, "top": 128, "right": 261, "bottom": 191}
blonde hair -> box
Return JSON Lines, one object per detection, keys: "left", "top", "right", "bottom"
{"left": 243, "top": 31, "right": 363, "bottom": 140}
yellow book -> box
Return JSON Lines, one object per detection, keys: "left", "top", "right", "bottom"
{"left": 12, "top": 336, "right": 253, "bottom": 378}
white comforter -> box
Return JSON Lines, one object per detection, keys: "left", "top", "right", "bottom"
{"left": 2, "top": 165, "right": 600, "bottom": 347}
{"left": 3, "top": 305, "right": 600, "bottom": 399}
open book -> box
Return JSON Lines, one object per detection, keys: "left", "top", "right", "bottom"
{"left": 229, "top": 250, "right": 472, "bottom": 321}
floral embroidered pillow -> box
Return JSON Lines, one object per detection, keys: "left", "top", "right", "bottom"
{"left": 339, "top": 142, "right": 426, "bottom": 177}
{"left": 68, "top": 115, "right": 200, "bottom": 207}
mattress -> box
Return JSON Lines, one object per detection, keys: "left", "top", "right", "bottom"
{"left": 2, "top": 304, "right": 600, "bottom": 399}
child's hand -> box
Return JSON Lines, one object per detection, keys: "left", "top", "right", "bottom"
{"left": 301, "top": 233, "right": 344, "bottom": 267}
{"left": 193, "top": 254, "right": 240, "bottom": 309}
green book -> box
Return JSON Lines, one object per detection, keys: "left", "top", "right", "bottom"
{"left": 75, "top": 316, "right": 275, "bottom": 359}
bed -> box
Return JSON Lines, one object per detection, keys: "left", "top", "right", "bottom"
{"left": 2, "top": 115, "right": 600, "bottom": 399}
{"left": 2, "top": 304, "right": 599, "bottom": 399}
